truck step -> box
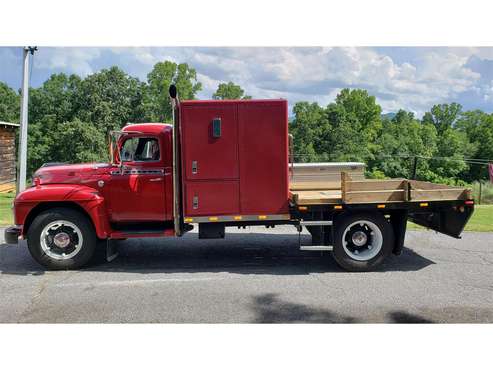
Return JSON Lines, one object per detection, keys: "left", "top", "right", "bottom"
{"left": 300, "top": 220, "right": 333, "bottom": 226}
{"left": 300, "top": 245, "right": 333, "bottom": 251}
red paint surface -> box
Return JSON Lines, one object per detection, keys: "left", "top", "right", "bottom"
{"left": 12, "top": 99, "right": 291, "bottom": 239}
{"left": 180, "top": 99, "right": 289, "bottom": 217}
{"left": 185, "top": 180, "right": 240, "bottom": 216}
{"left": 14, "top": 123, "right": 174, "bottom": 238}
{"left": 181, "top": 104, "right": 239, "bottom": 180}
{"left": 238, "top": 101, "right": 289, "bottom": 214}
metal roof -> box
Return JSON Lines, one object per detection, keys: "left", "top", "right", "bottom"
{"left": 0, "top": 121, "right": 20, "bottom": 128}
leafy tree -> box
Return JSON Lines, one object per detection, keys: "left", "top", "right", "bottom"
{"left": 74, "top": 66, "right": 144, "bottom": 135}
{"left": 53, "top": 119, "right": 107, "bottom": 164}
{"left": 328, "top": 89, "right": 382, "bottom": 164}
{"left": 422, "top": 103, "right": 462, "bottom": 135}
{"left": 0, "top": 82, "right": 20, "bottom": 122}
{"left": 456, "top": 110, "right": 493, "bottom": 181}
{"left": 289, "top": 102, "right": 328, "bottom": 162}
{"left": 143, "top": 61, "right": 202, "bottom": 122}
{"left": 29, "top": 73, "right": 81, "bottom": 124}
{"left": 27, "top": 116, "right": 57, "bottom": 175}
{"left": 374, "top": 110, "right": 437, "bottom": 179}
{"left": 212, "top": 82, "right": 251, "bottom": 100}
{"left": 27, "top": 118, "right": 107, "bottom": 174}
{"left": 421, "top": 103, "right": 472, "bottom": 182}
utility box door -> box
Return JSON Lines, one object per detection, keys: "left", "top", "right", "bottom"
{"left": 238, "top": 101, "right": 289, "bottom": 215}
{"left": 181, "top": 104, "right": 239, "bottom": 180}
{"left": 184, "top": 180, "right": 240, "bottom": 216}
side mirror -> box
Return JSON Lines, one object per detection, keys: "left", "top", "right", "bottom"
{"left": 169, "top": 84, "right": 177, "bottom": 99}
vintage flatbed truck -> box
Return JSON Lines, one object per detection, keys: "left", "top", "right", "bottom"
{"left": 4, "top": 86, "right": 475, "bottom": 271}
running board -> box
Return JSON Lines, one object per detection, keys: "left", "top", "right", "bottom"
{"left": 300, "top": 245, "right": 333, "bottom": 251}
{"left": 300, "top": 220, "right": 333, "bottom": 226}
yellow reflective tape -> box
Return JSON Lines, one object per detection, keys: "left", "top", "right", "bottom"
{"left": 377, "top": 204, "right": 386, "bottom": 209}
{"left": 419, "top": 202, "right": 429, "bottom": 207}
{"left": 234, "top": 216, "right": 242, "bottom": 220}
{"left": 334, "top": 205, "right": 343, "bottom": 209}
{"left": 184, "top": 217, "right": 193, "bottom": 222}
{"left": 258, "top": 215, "right": 267, "bottom": 220}
{"left": 209, "top": 216, "right": 219, "bottom": 221}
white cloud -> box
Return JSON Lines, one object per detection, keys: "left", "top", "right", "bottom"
{"left": 2, "top": 46, "right": 493, "bottom": 116}
{"left": 34, "top": 48, "right": 101, "bottom": 76}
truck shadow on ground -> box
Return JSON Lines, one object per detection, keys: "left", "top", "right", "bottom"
{"left": 251, "top": 293, "right": 435, "bottom": 323}
{"left": 0, "top": 232, "right": 434, "bottom": 276}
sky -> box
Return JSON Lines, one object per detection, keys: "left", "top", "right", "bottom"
{"left": 1, "top": 46, "right": 492, "bottom": 117}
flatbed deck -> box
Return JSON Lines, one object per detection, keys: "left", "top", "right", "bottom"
{"left": 290, "top": 172, "right": 472, "bottom": 206}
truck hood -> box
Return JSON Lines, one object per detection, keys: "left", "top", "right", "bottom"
{"left": 33, "top": 163, "right": 112, "bottom": 185}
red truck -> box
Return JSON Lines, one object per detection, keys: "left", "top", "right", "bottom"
{"left": 5, "top": 86, "right": 475, "bottom": 271}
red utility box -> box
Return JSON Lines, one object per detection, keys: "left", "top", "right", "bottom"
{"left": 180, "top": 99, "right": 289, "bottom": 220}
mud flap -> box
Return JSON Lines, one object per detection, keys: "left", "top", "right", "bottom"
{"left": 408, "top": 205, "right": 474, "bottom": 238}
{"left": 106, "top": 239, "right": 119, "bottom": 262}
{"left": 390, "top": 211, "right": 408, "bottom": 255}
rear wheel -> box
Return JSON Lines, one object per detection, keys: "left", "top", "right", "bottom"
{"left": 27, "top": 208, "right": 97, "bottom": 270}
{"left": 332, "top": 212, "right": 394, "bottom": 272}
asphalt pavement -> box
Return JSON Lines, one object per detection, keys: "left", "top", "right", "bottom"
{"left": 1, "top": 225, "right": 492, "bottom": 323}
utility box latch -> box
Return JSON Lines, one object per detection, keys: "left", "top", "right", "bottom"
{"left": 212, "top": 118, "right": 221, "bottom": 138}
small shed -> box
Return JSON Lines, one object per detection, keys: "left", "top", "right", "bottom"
{"left": 0, "top": 121, "right": 19, "bottom": 192}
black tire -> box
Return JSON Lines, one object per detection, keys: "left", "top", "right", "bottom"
{"left": 27, "top": 207, "right": 97, "bottom": 270}
{"left": 332, "top": 212, "right": 394, "bottom": 272}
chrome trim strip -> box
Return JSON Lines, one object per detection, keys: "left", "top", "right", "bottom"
{"left": 300, "top": 220, "right": 333, "bottom": 226}
{"left": 183, "top": 214, "right": 291, "bottom": 223}
{"left": 110, "top": 169, "right": 164, "bottom": 175}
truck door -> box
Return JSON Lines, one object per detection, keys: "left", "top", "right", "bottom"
{"left": 105, "top": 135, "right": 168, "bottom": 223}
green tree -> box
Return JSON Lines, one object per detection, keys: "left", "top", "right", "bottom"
{"left": 143, "top": 61, "right": 202, "bottom": 122}
{"left": 27, "top": 116, "right": 57, "bottom": 175}
{"left": 0, "top": 82, "right": 20, "bottom": 122}
{"left": 74, "top": 66, "right": 144, "bottom": 135}
{"left": 422, "top": 103, "right": 462, "bottom": 135}
{"left": 53, "top": 119, "right": 107, "bottom": 164}
{"left": 456, "top": 110, "right": 493, "bottom": 181}
{"left": 422, "top": 103, "right": 472, "bottom": 183}
{"left": 212, "top": 82, "right": 251, "bottom": 100}
{"left": 27, "top": 118, "right": 107, "bottom": 175}
{"left": 29, "top": 73, "right": 81, "bottom": 124}
{"left": 328, "top": 89, "right": 382, "bottom": 164}
{"left": 374, "top": 110, "right": 437, "bottom": 179}
{"left": 289, "top": 102, "right": 328, "bottom": 162}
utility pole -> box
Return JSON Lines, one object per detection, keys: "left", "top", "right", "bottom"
{"left": 17, "top": 46, "right": 37, "bottom": 193}
{"left": 411, "top": 156, "right": 418, "bottom": 180}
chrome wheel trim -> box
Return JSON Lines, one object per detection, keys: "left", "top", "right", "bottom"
{"left": 342, "top": 220, "right": 383, "bottom": 261}
{"left": 40, "top": 220, "right": 83, "bottom": 260}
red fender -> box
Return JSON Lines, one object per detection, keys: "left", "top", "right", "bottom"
{"left": 14, "top": 184, "right": 111, "bottom": 239}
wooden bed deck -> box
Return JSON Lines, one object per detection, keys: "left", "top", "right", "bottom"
{"left": 290, "top": 172, "right": 472, "bottom": 205}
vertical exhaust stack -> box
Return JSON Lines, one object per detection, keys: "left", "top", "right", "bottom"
{"left": 169, "top": 85, "right": 183, "bottom": 236}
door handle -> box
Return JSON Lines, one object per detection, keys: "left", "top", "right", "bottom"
{"left": 149, "top": 178, "right": 163, "bottom": 182}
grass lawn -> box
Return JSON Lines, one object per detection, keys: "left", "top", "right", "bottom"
{"left": 0, "top": 191, "right": 492, "bottom": 232}
{"left": 0, "top": 192, "right": 15, "bottom": 226}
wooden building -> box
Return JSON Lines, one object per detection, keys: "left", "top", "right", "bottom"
{"left": 0, "top": 121, "right": 19, "bottom": 193}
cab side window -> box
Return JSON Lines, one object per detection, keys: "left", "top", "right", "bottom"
{"left": 122, "top": 137, "right": 160, "bottom": 162}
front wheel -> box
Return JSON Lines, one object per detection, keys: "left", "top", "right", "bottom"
{"left": 332, "top": 212, "right": 394, "bottom": 272}
{"left": 27, "top": 208, "right": 97, "bottom": 270}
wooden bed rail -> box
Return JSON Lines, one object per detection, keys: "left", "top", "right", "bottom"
{"left": 341, "top": 172, "right": 471, "bottom": 203}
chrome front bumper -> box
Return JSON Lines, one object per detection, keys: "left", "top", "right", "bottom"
{"left": 4, "top": 226, "right": 21, "bottom": 244}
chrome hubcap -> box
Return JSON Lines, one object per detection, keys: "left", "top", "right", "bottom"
{"left": 53, "top": 232, "right": 70, "bottom": 248}
{"left": 351, "top": 231, "right": 368, "bottom": 246}
{"left": 40, "top": 220, "right": 83, "bottom": 260}
{"left": 342, "top": 220, "right": 383, "bottom": 261}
